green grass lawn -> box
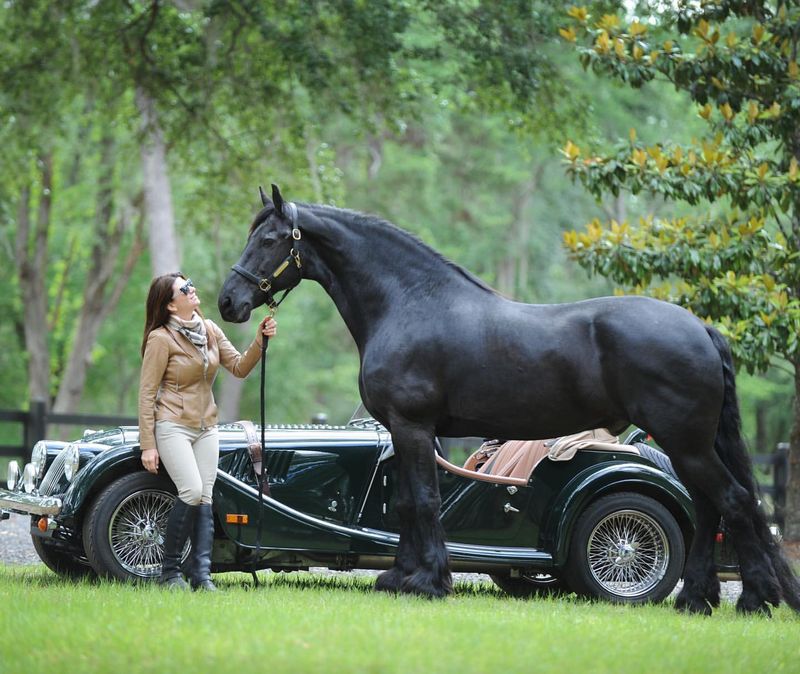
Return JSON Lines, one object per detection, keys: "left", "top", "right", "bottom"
{"left": 1, "top": 566, "right": 798, "bottom": 674}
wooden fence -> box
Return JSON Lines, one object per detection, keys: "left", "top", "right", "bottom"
{"left": 0, "top": 399, "right": 791, "bottom": 527}
{"left": 754, "top": 442, "right": 790, "bottom": 531}
{"left": 0, "top": 399, "right": 136, "bottom": 463}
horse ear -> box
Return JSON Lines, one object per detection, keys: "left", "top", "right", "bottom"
{"left": 271, "top": 183, "right": 285, "bottom": 216}
{"left": 258, "top": 185, "right": 270, "bottom": 207}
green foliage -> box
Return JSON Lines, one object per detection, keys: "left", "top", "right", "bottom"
{"left": 0, "top": 0, "right": 610, "bottom": 430}
{"left": 561, "top": 1, "right": 800, "bottom": 374}
{"left": 2, "top": 0, "right": 785, "bottom": 450}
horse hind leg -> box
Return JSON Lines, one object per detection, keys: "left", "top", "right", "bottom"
{"left": 673, "top": 453, "right": 781, "bottom": 616}
{"left": 374, "top": 422, "right": 452, "bottom": 599}
{"left": 722, "top": 488, "right": 782, "bottom": 616}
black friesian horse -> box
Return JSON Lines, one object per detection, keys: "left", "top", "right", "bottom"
{"left": 219, "top": 185, "right": 800, "bottom": 616}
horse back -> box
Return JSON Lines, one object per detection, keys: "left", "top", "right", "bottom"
{"left": 362, "top": 295, "right": 724, "bottom": 440}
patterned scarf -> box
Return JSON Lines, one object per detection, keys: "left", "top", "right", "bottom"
{"left": 168, "top": 313, "right": 208, "bottom": 368}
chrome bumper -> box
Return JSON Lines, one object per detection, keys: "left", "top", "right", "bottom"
{"left": 0, "top": 489, "right": 62, "bottom": 516}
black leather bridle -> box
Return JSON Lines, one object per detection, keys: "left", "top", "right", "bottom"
{"left": 230, "top": 201, "right": 302, "bottom": 313}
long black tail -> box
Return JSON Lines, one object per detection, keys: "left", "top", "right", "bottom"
{"left": 706, "top": 325, "right": 800, "bottom": 612}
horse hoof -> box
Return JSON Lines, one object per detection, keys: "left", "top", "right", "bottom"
{"left": 375, "top": 568, "right": 404, "bottom": 594}
{"left": 736, "top": 591, "right": 773, "bottom": 617}
{"left": 674, "top": 593, "right": 712, "bottom": 616}
{"left": 400, "top": 569, "right": 453, "bottom": 599}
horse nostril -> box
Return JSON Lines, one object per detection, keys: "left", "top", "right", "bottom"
{"left": 218, "top": 293, "right": 234, "bottom": 318}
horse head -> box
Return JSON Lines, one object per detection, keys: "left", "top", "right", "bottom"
{"left": 218, "top": 184, "right": 304, "bottom": 322}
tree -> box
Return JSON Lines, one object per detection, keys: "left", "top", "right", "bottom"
{"left": 0, "top": 4, "right": 146, "bottom": 415}
{"left": 559, "top": 1, "right": 800, "bottom": 538}
{"left": 0, "top": 0, "right": 601, "bottom": 432}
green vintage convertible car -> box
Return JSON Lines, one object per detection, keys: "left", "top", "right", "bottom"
{"left": 0, "top": 413, "right": 740, "bottom": 603}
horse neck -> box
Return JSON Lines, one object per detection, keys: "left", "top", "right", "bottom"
{"left": 300, "top": 207, "right": 484, "bottom": 346}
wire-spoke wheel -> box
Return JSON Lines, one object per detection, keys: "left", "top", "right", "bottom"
{"left": 83, "top": 472, "right": 189, "bottom": 581}
{"left": 566, "top": 492, "right": 685, "bottom": 605}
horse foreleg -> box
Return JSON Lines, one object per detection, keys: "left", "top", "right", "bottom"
{"left": 399, "top": 475, "right": 452, "bottom": 598}
{"left": 673, "top": 487, "right": 720, "bottom": 615}
{"left": 375, "top": 423, "right": 452, "bottom": 598}
{"left": 375, "top": 456, "right": 417, "bottom": 594}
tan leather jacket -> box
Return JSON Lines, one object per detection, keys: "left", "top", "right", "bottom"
{"left": 138, "top": 320, "right": 263, "bottom": 450}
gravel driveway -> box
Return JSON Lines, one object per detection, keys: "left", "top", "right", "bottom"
{"left": 0, "top": 513, "right": 40, "bottom": 565}
{"left": 1, "top": 510, "right": 744, "bottom": 603}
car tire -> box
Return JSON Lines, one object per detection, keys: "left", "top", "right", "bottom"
{"left": 82, "top": 472, "right": 188, "bottom": 582}
{"left": 31, "top": 534, "right": 95, "bottom": 580}
{"left": 490, "top": 572, "right": 568, "bottom": 598}
{"left": 565, "top": 492, "right": 685, "bottom": 604}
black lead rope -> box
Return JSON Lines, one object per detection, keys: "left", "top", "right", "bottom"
{"left": 232, "top": 207, "right": 301, "bottom": 586}
{"left": 252, "top": 335, "right": 269, "bottom": 587}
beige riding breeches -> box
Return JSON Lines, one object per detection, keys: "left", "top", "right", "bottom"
{"left": 155, "top": 420, "right": 219, "bottom": 505}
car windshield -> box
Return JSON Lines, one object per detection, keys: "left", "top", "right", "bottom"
{"left": 79, "top": 427, "right": 139, "bottom": 446}
{"left": 348, "top": 403, "right": 384, "bottom": 430}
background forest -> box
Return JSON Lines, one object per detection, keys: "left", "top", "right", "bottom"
{"left": 0, "top": 2, "right": 793, "bottom": 506}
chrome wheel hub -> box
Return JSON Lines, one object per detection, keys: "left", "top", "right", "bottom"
{"left": 130, "top": 519, "right": 162, "bottom": 546}
{"left": 587, "top": 509, "right": 669, "bottom": 598}
{"left": 608, "top": 542, "right": 637, "bottom": 566}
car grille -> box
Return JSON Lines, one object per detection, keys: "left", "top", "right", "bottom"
{"left": 39, "top": 447, "right": 69, "bottom": 496}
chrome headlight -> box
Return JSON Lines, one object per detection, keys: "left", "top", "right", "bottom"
{"left": 22, "top": 463, "right": 37, "bottom": 493}
{"left": 7, "top": 461, "right": 20, "bottom": 491}
{"left": 31, "top": 441, "right": 48, "bottom": 480}
{"left": 63, "top": 444, "right": 81, "bottom": 482}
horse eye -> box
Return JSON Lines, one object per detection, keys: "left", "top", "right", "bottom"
{"left": 261, "top": 231, "right": 279, "bottom": 246}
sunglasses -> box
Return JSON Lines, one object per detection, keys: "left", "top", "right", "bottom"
{"left": 178, "top": 279, "right": 194, "bottom": 296}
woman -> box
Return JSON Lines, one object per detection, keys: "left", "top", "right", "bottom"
{"left": 138, "top": 272, "right": 277, "bottom": 590}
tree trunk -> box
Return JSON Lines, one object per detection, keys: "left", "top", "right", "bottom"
{"left": 497, "top": 165, "right": 544, "bottom": 299}
{"left": 602, "top": 191, "right": 627, "bottom": 223}
{"left": 135, "top": 85, "right": 180, "bottom": 275}
{"left": 52, "top": 138, "right": 146, "bottom": 414}
{"left": 784, "top": 361, "right": 800, "bottom": 540}
{"left": 786, "top": 137, "right": 800, "bottom": 542}
{"left": 15, "top": 156, "right": 52, "bottom": 402}
{"left": 367, "top": 133, "right": 383, "bottom": 181}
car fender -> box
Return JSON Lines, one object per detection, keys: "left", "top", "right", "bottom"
{"left": 60, "top": 445, "right": 145, "bottom": 520}
{"left": 544, "top": 461, "right": 694, "bottom": 567}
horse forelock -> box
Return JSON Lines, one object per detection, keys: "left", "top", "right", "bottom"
{"left": 304, "top": 203, "right": 497, "bottom": 295}
{"left": 248, "top": 205, "right": 275, "bottom": 237}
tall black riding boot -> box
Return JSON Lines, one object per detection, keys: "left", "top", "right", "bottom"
{"left": 190, "top": 503, "right": 217, "bottom": 591}
{"left": 159, "top": 498, "right": 195, "bottom": 589}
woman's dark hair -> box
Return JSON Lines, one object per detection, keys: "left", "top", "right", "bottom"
{"left": 141, "top": 272, "right": 200, "bottom": 357}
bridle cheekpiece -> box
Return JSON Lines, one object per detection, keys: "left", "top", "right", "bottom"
{"left": 231, "top": 201, "right": 302, "bottom": 314}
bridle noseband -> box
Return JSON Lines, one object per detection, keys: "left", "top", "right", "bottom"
{"left": 231, "top": 202, "right": 302, "bottom": 313}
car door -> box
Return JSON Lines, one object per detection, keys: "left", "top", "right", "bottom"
{"left": 266, "top": 440, "right": 384, "bottom": 526}
{"left": 376, "top": 458, "right": 534, "bottom": 546}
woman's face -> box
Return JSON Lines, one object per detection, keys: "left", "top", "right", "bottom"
{"left": 168, "top": 276, "right": 200, "bottom": 315}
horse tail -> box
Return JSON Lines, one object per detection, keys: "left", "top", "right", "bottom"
{"left": 705, "top": 324, "right": 800, "bottom": 611}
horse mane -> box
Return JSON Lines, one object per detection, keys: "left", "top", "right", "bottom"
{"left": 307, "top": 203, "right": 498, "bottom": 296}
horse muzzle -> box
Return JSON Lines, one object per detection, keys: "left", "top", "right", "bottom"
{"left": 217, "top": 289, "right": 252, "bottom": 323}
